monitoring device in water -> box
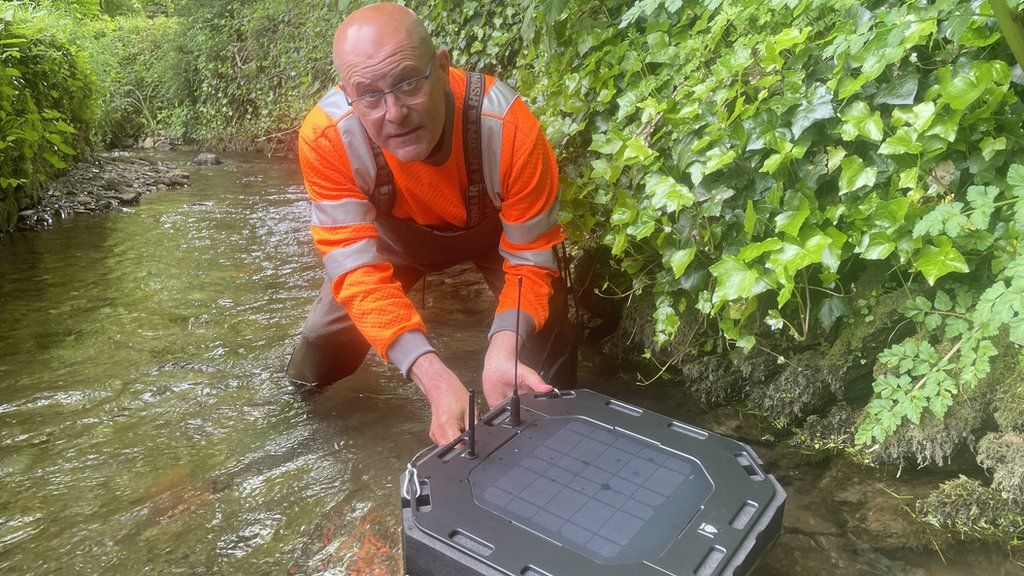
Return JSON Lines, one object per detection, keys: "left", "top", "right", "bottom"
{"left": 399, "top": 388, "right": 786, "bottom": 576}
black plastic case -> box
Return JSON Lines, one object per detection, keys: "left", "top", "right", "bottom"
{"left": 401, "top": 389, "right": 785, "bottom": 576}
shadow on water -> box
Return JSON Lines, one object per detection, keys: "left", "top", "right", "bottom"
{"left": 0, "top": 152, "right": 1021, "bottom": 575}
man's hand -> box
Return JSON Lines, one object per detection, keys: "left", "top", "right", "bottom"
{"left": 409, "top": 353, "right": 470, "bottom": 446}
{"left": 482, "top": 331, "right": 553, "bottom": 408}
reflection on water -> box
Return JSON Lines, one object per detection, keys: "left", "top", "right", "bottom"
{"left": 0, "top": 153, "right": 1020, "bottom": 575}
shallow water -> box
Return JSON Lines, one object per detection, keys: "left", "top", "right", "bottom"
{"left": 0, "top": 152, "right": 1020, "bottom": 575}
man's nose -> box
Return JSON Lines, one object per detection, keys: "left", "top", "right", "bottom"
{"left": 382, "top": 92, "right": 409, "bottom": 124}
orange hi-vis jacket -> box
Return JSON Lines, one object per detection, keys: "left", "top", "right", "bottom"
{"left": 297, "top": 67, "right": 566, "bottom": 375}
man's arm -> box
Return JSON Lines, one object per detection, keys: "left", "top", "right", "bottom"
{"left": 299, "top": 117, "right": 469, "bottom": 444}
{"left": 481, "top": 97, "right": 564, "bottom": 406}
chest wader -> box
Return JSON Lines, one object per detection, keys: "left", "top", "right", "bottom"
{"left": 287, "top": 72, "right": 578, "bottom": 390}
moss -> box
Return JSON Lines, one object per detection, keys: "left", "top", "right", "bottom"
{"left": 749, "top": 351, "right": 843, "bottom": 424}
{"left": 978, "top": 432, "right": 1024, "bottom": 506}
{"left": 916, "top": 476, "right": 1024, "bottom": 543}
{"left": 792, "top": 403, "right": 859, "bottom": 451}
{"left": 992, "top": 352, "right": 1024, "bottom": 433}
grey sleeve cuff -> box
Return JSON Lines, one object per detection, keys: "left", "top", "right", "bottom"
{"left": 488, "top": 310, "right": 538, "bottom": 342}
{"left": 387, "top": 330, "right": 436, "bottom": 378}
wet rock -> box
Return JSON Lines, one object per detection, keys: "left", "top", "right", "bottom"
{"left": 140, "top": 136, "right": 155, "bottom": 149}
{"left": 12, "top": 154, "right": 189, "bottom": 232}
{"left": 794, "top": 403, "right": 858, "bottom": 450}
{"left": 750, "top": 351, "right": 842, "bottom": 425}
{"left": 191, "top": 152, "right": 222, "bottom": 166}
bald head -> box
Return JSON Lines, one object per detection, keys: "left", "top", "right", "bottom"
{"left": 333, "top": 3, "right": 435, "bottom": 81}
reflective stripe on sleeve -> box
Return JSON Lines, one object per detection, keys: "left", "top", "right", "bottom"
{"left": 323, "top": 238, "right": 384, "bottom": 282}
{"left": 317, "top": 87, "right": 350, "bottom": 120}
{"left": 336, "top": 115, "right": 377, "bottom": 195}
{"left": 480, "top": 80, "right": 517, "bottom": 209}
{"left": 498, "top": 245, "right": 558, "bottom": 271}
{"left": 501, "top": 197, "right": 560, "bottom": 244}
{"left": 387, "top": 330, "right": 436, "bottom": 378}
{"left": 488, "top": 309, "right": 537, "bottom": 341}
{"left": 311, "top": 198, "right": 376, "bottom": 227}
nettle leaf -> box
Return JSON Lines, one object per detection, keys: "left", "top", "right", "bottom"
{"left": 646, "top": 173, "right": 694, "bottom": 213}
{"left": 878, "top": 127, "right": 923, "bottom": 155}
{"left": 669, "top": 247, "right": 696, "bottom": 278}
{"left": 966, "top": 186, "right": 999, "bottom": 230}
{"left": 710, "top": 256, "right": 771, "bottom": 303}
{"left": 791, "top": 83, "right": 835, "bottom": 139}
{"left": 980, "top": 136, "right": 1007, "bottom": 161}
{"left": 839, "top": 101, "right": 884, "bottom": 142}
{"left": 912, "top": 202, "right": 968, "bottom": 238}
{"left": 775, "top": 197, "right": 810, "bottom": 237}
{"left": 915, "top": 237, "right": 970, "bottom": 284}
{"left": 838, "top": 155, "right": 877, "bottom": 195}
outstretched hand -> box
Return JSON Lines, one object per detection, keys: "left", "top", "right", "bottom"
{"left": 409, "top": 352, "right": 470, "bottom": 446}
{"left": 482, "top": 330, "right": 553, "bottom": 408}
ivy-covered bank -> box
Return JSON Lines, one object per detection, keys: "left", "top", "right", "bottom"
{"left": 4, "top": 0, "right": 1024, "bottom": 545}
{"left": 422, "top": 0, "right": 1024, "bottom": 544}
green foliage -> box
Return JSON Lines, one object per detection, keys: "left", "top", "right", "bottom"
{"left": 0, "top": 2, "right": 95, "bottom": 232}
{"left": 419, "top": 0, "right": 1024, "bottom": 448}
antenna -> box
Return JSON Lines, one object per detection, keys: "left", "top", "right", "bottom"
{"left": 466, "top": 388, "right": 477, "bottom": 458}
{"left": 508, "top": 276, "right": 523, "bottom": 427}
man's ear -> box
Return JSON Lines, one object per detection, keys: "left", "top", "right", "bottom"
{"left": 437, "top": 47, "right": 451, "bottom": 76}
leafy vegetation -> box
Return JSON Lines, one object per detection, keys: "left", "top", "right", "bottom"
{"left": 0, "top": 2, "right": 95, "bottom": 232}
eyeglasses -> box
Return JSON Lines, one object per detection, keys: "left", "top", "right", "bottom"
{"left": 344, "top": 53, "right": 435, "bottom": 117}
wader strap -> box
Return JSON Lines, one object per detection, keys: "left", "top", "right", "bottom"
{"left": 463, "top": 72, "right": 496, "bottom": 228}
{"left": 367, "top": 139, "right": 396, "bottom": 216}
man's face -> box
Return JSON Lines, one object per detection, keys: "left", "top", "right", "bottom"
{"left": 339, "top": 43, "right": 448, "bottom": 163}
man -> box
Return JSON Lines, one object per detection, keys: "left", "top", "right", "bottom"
{"left": 288, "top": 3, "right": 576, "bottom": 446}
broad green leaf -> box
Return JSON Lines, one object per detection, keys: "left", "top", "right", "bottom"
{"left": 738, "top": 238, "right": 782, "bottom": 262}
{"left": 646, "top": 173, "right": 694, "bottom": 213}
{"left": 838, "top": 155, "right": 877, "bottom": 195}
{"left": 878, "top": 127, "right": 923, "bottom": 155}
{"left": 775, "top": 197, "right": 810, "bottom": 237}
{"left": 897, "top": 167, "right": 919, "bottom": 190}
{"left": 941, "top": 62, "right": 994, "bottom": 110}
{"left": 767, "top": 234, "right": 831, "bottom": 274}
{"left": 709, "top": 256, "right": 771, "bottom": 303}
{"left": 705, "top": 147, "right": 737, "bottom": 174}
{"left": 589, "top": 133, "right": 622, "bottom": 155}
{"left": 772, "top": 27, "right": 810, "bottom": 51}
{"left": 839, "top": 101, "right": 884, "bottom": 142}
{"left": 915, "top": 237, "right": 970, "bottom": 284}
{"left": 858, "top": 231, "right": 896, "bottom": 260}
{"left": 980, "top": 136, "right": 1006, "bottom": 161}
{"left": 744, "top": 200, "right": 757, "bottom": 236}
{"left": 873, "top": 71, "right": 919, "bottom": 106}
{"left": 818, "top": 295, "right": 850, "bottom": 331}
{"left": 622, "top": 139, "right": 656, "bottom": 164}
{"left": 670, "top": 247, "right": 696, "bottom": 278}
{"left": 891, "top": 101, "right": 936, "bottom": 132}
{"left": 791, "top": 83, "right": 835, "bottom": 138}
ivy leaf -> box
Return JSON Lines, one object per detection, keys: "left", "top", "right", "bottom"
{"left": 775, "top": 197, "right": 810, "bottom": 237}
{"left": 818, "top": 295, "right": 850, "bottom": 331}
{"left": 705, "top": 147, "right": 737, "bottom": 174}
{"left": 791, "top": 83, "right": 835, "bottom": 139}
{"left": 941, "top": 61, "right": 994, "bottom": 110}
{"left": 839, "top": 101, "right": 884, "bottom": 142}
{"left": 744, "top": 200, "right": 757, "bottom": 236}
{"left": 891, "top": 101, "right": 936, "bottom": 132}
{"left": 710, "top": 256, "right": 771, "bottom": 303}
{"left": 966, "top": 186, "right": 999, "bottom": 230}
{"left": 669, "top": 247, "right": 696, "bottom": 278}
{"left": 589, "top": 133, "right": 622, "bottom": 155}
{"left": 646, "top": 173, "right": 695, "bottom": 213}
{"left": 838, "top": 155, "right": 877, "bottom": 195}
{"left": 980, "top": 136, "right": 1006, "bottom": 161}
{"left": 873, "top": 71, "right": 919, "bottom": 106}
{"left": 878, "top": 127, "right": 923, "bottom": 155}
{"left": 767, "top": 234, "right": 831, "bottom": 275}
{"left": 738, "top": 238, "right": 782, "bottom": 261}
{"left": 915, "top": 237, "right": 970, "bottom": 285}
{"left": 858, "top": 231, "right": 895, "bottom": 260}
